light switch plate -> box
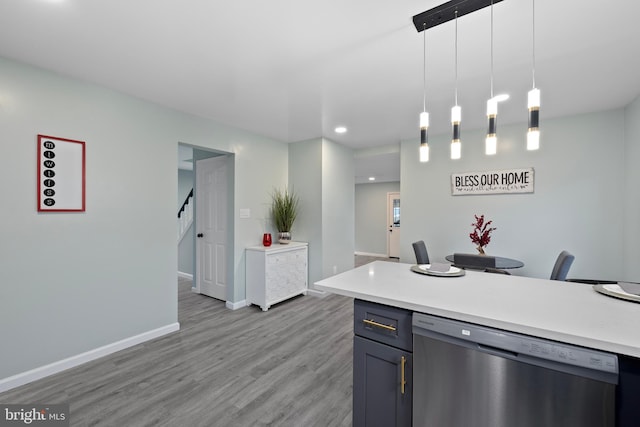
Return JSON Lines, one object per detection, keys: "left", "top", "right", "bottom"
{"left": 239, "top": 208, "right": 251, "bottom": 219}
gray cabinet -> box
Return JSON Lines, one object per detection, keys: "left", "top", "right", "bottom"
{"left": 353, "top": 299, "right": 412, "bottom": 427}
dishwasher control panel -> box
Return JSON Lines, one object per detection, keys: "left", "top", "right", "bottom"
{"left": 517, "top": 338, "right": 618, "bottom": 373}
{"left": 413, "top": 312, "right": 619, "bottom": 376}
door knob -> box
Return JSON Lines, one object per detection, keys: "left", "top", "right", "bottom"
{"left": 197, "top": 233, "right": 204, "bottom": 238}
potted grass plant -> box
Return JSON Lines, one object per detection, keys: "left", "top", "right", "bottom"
{"left": 271, "top": 186, "right": 299, "bottom": 244}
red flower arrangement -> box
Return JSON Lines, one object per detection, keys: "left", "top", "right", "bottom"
{"left": 469, "top": 214, "right": 496, "bottom": 255}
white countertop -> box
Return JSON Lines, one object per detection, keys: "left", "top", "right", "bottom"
{"left": 315, "top": 261, "right": 640, "bottom": 358}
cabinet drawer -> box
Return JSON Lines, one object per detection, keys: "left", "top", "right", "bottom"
{"left": 354, "top": 299, "right": 412, "bottom": 351}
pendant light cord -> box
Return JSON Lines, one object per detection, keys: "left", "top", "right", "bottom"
{"left": 423, "top": 23, "right": 427, "bottom": 112}
{"left": 490, "top": 0, "right": 494, "bottom": 98}
{"left": 454, "top": 11, "right": 459, "bottom": 106}
{"left": 531, "top": 0, "right": 536, "bottom": 89}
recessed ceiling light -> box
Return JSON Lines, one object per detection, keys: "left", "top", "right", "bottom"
{"left": 492, "top": 94, "right": 510, "bottom": 103}
{"left": 368, "top": 177, "right": 376, "bottom": 181}
{"left": 335, "top": 126, "right": 347, "bottom": 134}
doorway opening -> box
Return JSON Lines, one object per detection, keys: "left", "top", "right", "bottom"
{"left": 387, "top": 192, "right": 400, "bottom": 258}
{"left": 177, "top": 143, "right": 235, "bottom": 305}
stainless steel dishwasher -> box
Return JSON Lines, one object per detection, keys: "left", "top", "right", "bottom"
{"left": 412, "top": 313, "right": 618, "bottom": 427}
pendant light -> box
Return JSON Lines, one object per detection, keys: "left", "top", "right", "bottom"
{"left": 527, "top": 0, "right": 540, "bottom": 150}
{"left": 451, "top": 10, "right": 462, "bottom": 160}
{"left": 419, "top": 23, "right": 429, "bottom": 163}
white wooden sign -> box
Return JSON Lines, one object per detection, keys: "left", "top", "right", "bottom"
{"left": 451, "top": 167, "right": 534, "bottom": 196}
{"left": 37, "top": 134, "right": 86, "bottom": 212}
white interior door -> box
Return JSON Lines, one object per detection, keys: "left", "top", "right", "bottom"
{"left": 387, "top": 192, "right": 400, "bottom": 258}
{"left": 195, "top": 156, "right": 228, "bottom": 301}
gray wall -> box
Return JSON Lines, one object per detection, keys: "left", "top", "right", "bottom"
{"left": 289, "top": 138, "right": 354, "bottom": 286}
{"left": 400, "top": 107, "right": 636, "bottom": 282}
{"left": 178, "top": 228, "right": 194, "bottom": 275}
{"left": 289, "top": 139, "right": 323, "bottom": 286}
{"left": 0, "top": 56, "right": 288, "bottom": 380}
{"left": 624, "top": 96, "right": 640, "bottom": 280}
{"left": 321, "top": 139, "right": 355, "bottom": 277}
{"left": 355, "top": 181, "right": 400, "bottom": 256}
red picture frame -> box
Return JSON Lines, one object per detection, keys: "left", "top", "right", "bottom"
{"left": 37, "top": 134, "right": 86, "bottom": 212}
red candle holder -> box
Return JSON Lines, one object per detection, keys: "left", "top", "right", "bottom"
{"left": 262, "top": 233, "right": 272, "bottom": 247}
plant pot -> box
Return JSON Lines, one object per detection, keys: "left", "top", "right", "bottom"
{"left": 278, "top": 231, "right": 291, "bottom": 244}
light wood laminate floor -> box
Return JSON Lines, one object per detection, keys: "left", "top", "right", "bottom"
{"left": 0, "top": 278, "right": 354, "bottom": 426}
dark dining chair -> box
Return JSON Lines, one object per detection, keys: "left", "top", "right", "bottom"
{"left": 550, "top": 250, "right": 575, "bottom": 281}
{"left": 412, "top": 240, "right": 430, "bottom": 265}
{"left": 453, "top": 253, "right": 496, "bottom": 269}
{"left": 452, "top": 253, "right": 509, "bottom": 274}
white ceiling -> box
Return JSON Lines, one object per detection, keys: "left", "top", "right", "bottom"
{"left": 2, "top": 0, "right": 639, "bottom": 183}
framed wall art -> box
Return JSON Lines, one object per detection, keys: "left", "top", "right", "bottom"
{"left": 37, "top": 134, "right": 86, "bottom": 212}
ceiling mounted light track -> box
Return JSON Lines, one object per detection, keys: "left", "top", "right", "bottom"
{"left": 413, "top": 0, "right": 504, "bottom": 33}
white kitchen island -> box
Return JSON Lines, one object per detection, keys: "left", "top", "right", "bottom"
{"left": 315, "top": 261, "right": 640, "bottom": 357}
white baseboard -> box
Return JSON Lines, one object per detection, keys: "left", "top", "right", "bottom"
{"left": 226, "top": 300, "right": 248, "bottom": 310}
{"left": 354, "top": 251, "right": 388, "bottom": 258}
{"left": 306, "top": 288, "right": 328, "bottom": 298}
{"left": 0, "top": 322, "right": 180, "bottom": 394}
{"left": 177, "top": 271, "right": 193, "bottom": 280}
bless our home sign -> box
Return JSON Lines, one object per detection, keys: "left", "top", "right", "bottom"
{"left": 451, "top": 167, "right": 534, "bottom": 196}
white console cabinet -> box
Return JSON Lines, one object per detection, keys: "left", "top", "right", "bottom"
{"left": 245, "top": 241, "right": 308, "bottom": 311}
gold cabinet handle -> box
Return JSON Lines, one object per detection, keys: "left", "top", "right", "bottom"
{"left": 401, "top": 356, "right": 406, "bottom": 395}
{"left": 362, "top": 318, "right": 397, "bottom": 332}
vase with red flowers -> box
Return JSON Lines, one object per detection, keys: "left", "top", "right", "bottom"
{"left": 469, "top": 214, "right": 496, "bottom": 255}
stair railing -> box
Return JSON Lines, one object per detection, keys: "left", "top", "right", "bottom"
{"left": 177, "top": 189, "right": 194, "bottom": 242}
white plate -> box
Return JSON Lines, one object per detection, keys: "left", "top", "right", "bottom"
{"left": 594, "top": 284, "right": 640, "bottom": 303}
{"left": 411, "top": 264, "right": 465, "bottom": 277}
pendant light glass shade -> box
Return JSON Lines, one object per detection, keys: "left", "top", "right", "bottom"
{"left": 527, "top": 88, "right": 540, "bottom": 150}
{"left": 451, "top": 105, "right": 461, "bottom": 159}
{"left": 420, "top": 111, "right": 429, "bottom": 162}
{"left": 485, "top": 98, "right": 497, "bottom": 155}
